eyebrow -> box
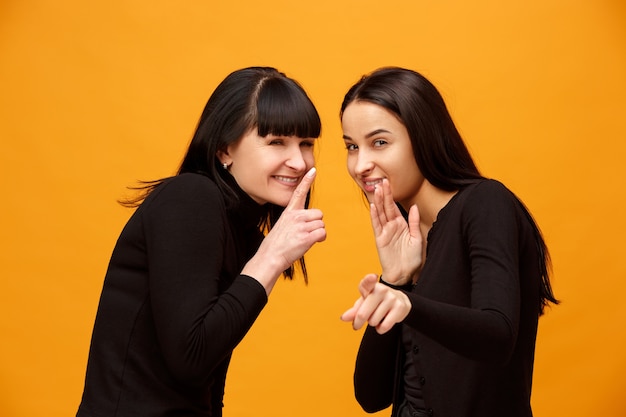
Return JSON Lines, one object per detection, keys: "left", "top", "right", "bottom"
{"left": 343, "top": 128, "right": 392, "bottom": 141}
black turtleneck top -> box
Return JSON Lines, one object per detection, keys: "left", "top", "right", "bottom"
{"left": 77, "top": 173, "right": 268, "bottom": 417}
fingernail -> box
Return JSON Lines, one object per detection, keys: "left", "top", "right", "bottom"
{"left": 306, "top": 167, "right": 316, "bottom": 177}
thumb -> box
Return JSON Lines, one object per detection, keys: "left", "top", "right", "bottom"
{"left": 285, "top": 167, "right": 316, "bottom": 211}
{"left": 408, "top": 204, "right": 421, "bottom": 240}
{"left": 358, "top": 273, "right": 379, "bottom": 298}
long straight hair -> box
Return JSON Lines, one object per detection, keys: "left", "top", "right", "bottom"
{"left": 121, "top": 67, "right": 321, "bottom": 281}
{"left": 340, "top": 67, "right": 557, "bottom": 312}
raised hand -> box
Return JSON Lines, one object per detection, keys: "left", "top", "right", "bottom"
{"left": 371, "top": 179, "right": 422, "bottom": 286}
{"left": 269, "top": 167, "right": 326, "bottom": 267}
{"left": 340, "top": 273, "right": 411, "bottom": 334}
{"left": 242, "top": 167, "right": 326, "bottom": 293}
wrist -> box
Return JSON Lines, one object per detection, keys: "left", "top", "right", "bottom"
{"left": 379, "top": 275, "right": 413, "bottom": 291}
{"left": 241, "top": 254, "right": 286, "bottom": 295}
{"left": 379, "top": 268, "right": 413, "bottom": 285}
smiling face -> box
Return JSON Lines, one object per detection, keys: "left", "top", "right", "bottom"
{"left": 341, "top": 101, "right": 424, "bottom": 210}
{"left": 218, "top": 128, "right": 316, "bottom": 206}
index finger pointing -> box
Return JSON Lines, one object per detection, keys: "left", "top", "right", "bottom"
{"left": 286, "top": 167, "right": 316, "bottom": 210}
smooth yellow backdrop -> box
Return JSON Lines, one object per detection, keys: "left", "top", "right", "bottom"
{"left": 1, "top": 1, "right": 625, "bottom": 416}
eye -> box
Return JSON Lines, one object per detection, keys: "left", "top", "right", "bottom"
{"left": 345, "top": 143, "right": 358, "bottom": 151}
{"left": 300, "top": 140, "right": 315, "bottom": 148}
{"left": 373, "top": 139, "right": 387, "bottom": 147}
{"left": 268, "top": 138, "right": 284, "bottom": 145}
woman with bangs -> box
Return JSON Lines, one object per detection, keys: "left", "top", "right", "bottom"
{"left": 77, "top": 67, "right": 326, "bottom": 417}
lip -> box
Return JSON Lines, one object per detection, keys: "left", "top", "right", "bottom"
{"left": 360, "top": 177, "right": 383, "bottom": 193}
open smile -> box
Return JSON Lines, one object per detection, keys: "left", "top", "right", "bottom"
{"left": 273, "top": 175, "right": 300, "bottom": 186}
{"left": 361, "top": 178, "right": 383, "bottom": 193}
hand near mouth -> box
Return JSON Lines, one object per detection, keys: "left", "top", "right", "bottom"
{"left": 370, "top": 179, "right": 422, "bottom": 286}
{"left": 242, "top": 167, "right": 326, "bottom": 294}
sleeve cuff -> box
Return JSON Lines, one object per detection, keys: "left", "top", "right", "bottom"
{"left": 379, "top": 275, "right": 413, "bottom": 291}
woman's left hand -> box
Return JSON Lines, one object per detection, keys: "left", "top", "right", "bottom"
{"left": 340, "top": 273, "right": 412, "bottom": 334}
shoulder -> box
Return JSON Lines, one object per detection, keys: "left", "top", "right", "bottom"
{"left": 142, "top": 173, "right": 225, "bottom": 212}
{"left": 149, "top": 173, "right": 220, "bottom": 199}
{"left": 461, "top": 179, "right": 517, "bottom": 207}
{"left": 452, "top": 179, "right": 523, "bottom": 228}
{"left": 163, "top": 172, "right": 220, "bottom": 194}
{"left": 467, "top": 178, "right": 511, "bottom": 196}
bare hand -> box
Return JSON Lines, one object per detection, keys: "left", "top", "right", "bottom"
{"left": 340, "top": 273, "right": 411, "bottom": 334}
{"left": 248, "top": 167, "right": 326, "bottom": 282}
{"left": 371, "top": 179, "right": 422, "bottom": 286}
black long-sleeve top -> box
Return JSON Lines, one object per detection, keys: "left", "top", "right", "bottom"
{"left": 77, "top": 173, "right": 268, "bottom": 417}
{"left": 354, "top": 179, "right": 545, "bottom": 417}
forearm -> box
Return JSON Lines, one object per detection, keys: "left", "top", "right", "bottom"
{"left": 159, "top": 275, "right": 268, "bottom": 384}
{"left": 404, "top": 293, "right": 516, "bottom": 363}
{"left": 354, "top": 324, "right": 401, "bottom": 412}
{"left": 241, "top": 251, "right": 288, "bottom": 295}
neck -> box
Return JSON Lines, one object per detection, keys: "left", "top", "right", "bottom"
{"left": 403, "top": 181, "right": 457, "bottom": 230}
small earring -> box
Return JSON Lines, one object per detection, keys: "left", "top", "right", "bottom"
{"left": 222, "top": 163, "right": 228, "bottom": 170}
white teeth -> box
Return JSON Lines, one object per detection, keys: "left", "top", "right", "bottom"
{"left": 365, "top": 180, "right": 381, "bottom": 186}
{"left": 276, "top": 176, "right": 298, "bottom": 183}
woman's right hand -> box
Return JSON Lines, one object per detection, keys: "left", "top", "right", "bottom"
{"left": 242, "top": 167, "right": 326, "bottom": 294}
{"left": 370, "top": 179, "right": 422, "bottom": 286}
{"left": 340, "top": 273, "right": 412, "bottom": 334}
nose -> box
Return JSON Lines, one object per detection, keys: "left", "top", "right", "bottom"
{"left": 285, "top": 146, "right": 307, "bottom": 172}
{"left": 352, "top": 149, "right": 374, "bottom": 176}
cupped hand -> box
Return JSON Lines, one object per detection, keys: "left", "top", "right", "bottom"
{"left": 371, "top": 179, "right": 422, "bottom": 286}
{"left": 340, "top": 273, "right": 411, "bottom": 334}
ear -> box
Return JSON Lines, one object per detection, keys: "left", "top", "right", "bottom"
{"left": 216, "top": 149, "right": 232, "bottom": 166}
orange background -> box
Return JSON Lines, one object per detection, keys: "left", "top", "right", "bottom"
{"left": 1, "top": 1, "right": 625, "bottom": 416}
